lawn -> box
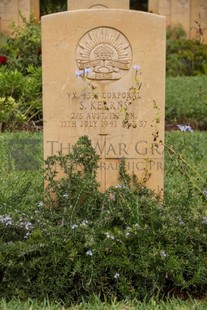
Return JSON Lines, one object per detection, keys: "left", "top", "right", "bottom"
{"left": 0, "top": 295, "right": 207, "bottom": 309}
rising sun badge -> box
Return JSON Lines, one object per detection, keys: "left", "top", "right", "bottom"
{"left": 76, "top": 27, "right": 132, "bottom": 82}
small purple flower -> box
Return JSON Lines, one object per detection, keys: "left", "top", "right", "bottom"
{"left": 177, "top": 125, "right": 193, "bottom": 132}
{"left": 0, "top": 215, "right": 12, "bottom": 226}
{"left": 84, "top": 68, "right": 92, "bottom": 74}
{"left": 133, "top": 64, "right": 141, "bottom": 70}
{"left": 75, "top": 70, "right": 84, "bottom": 77}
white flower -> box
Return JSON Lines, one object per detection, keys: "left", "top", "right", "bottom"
{"left": 160, "top": 250, "right": 167, "bottom": 257}
{"left": 105, "top": 232, "right": 115, "bottom": 240}
{"left": 105, "top": 232, "right": 110, "bottom": 238}
{"left": 86, "top": 250, "right": 93, "bottom": 256}
{"left": 177, "top": 125, "right": 193, "bottom": 132}
{"left": 133, "top": 64, "right": 141, "bottom": 70}
{"left": 37, "top": 201, "right": 44, "bottom": 207}
{"left": 0, "top": 215, "right": 12, "bottom": 226}
{"left": 24, "top": 232, "right": 30, "bottom": 239}
{"left": 81, "top": 219, "right": 89, "bottom": 226}
{"left": 24, "top": 222, "right": 33, "bottom": 230}
{"left": 114, "top": 273, "right": 120, "bottom": 279}
{"left": 125, "top": 232, "right": 130, "bottom": 237}
{"left": 63, "top": 193, "right": 68, "bottom": 198}
{"left": 71, "top": 224, "right": 78, "bottom": 229}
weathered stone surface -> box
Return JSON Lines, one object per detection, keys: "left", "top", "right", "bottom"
{"left": 42, "top": 9, "right": 166, "bottom": 194}
{"left": 0, "top": 0, "right": 39, "bottom": 35}
{"left": 68, "top": 0, "right": 129, "bottom": 10}
{"left": 148, "top": 0, "right": 207, "bottom": 42}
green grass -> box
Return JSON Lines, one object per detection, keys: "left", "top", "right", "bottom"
{"left": 0, "top": 131, "right": 43, "bottom": 213}
{"left": 165, "top": 130, "right": 207, "bottom": 199}
{"left": 166, "top": 76, "right": 207, "bottom": 129}
{"left": 0, "top": 296, "right": 207, "bottom": 309}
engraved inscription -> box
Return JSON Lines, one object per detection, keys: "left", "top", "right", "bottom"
{"left": 66, "top": 89, "right": 143, "bottom": 128}
{"left": 76, "top": 27, "right": 132, "bottom": 81}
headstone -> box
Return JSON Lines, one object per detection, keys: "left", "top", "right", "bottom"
{"left": 148, "top": 0, "right": 207, "bottom": 42}
{"left": 190, "top": 0, "right": 207, "bottom": 42}
{"left": 148, "top": 0, "right": 158, "bottom": 13}
{"left": 171, "top": 0, "right": 190, "bottom": 37}
{"left": 42, "top": 9, "right": 166, "bottom": 194}
{"left": 68, "top": 0, "right": 129, "bottom": 10}
{"left": 0, "top": 0, "right": 39, "bottom": 36}
{"left": 157, "top": 0, "right": 171, "bottom": 28}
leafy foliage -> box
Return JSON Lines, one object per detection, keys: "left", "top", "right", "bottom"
{"left": 166, "top": 27, "right": 207, "bottom": 77}
{"left": 0, "top": 15, "right": 41, "bottom": 74}
{"left": 0, "top": 96, "right": 26, "bottom": 131}
{"left": 0, "top": 135, "right": 207, "bottom": 305}
{"left": 40, "top": 0, "right": 67, "bottom": 15}
{"left": 0, "top": 15, "right": 42, "bottom": 130}
{"left": 0, "top": 66, "right": 42, "bottom": 131}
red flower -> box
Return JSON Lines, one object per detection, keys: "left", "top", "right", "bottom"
{"left": 0, "top": 56, "right": 7, "bottom": 64}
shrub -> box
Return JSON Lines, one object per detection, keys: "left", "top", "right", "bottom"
{"left": 166, "top": 27, "right": 207, "bottom": 77}
{"left": 0, "top": 66, "right": 42, "bottom": 131}
{"left": 0, "top": 135, "right": 207, "bottom": 305}
{"left": 0, "top": 96, "right": 26, "bottom": 131}
{"left": 0, "top": 15, "right": 41, "bottom": 74}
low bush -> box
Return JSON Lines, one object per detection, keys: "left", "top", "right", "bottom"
{"left": 0, "top": 15, "right": 41, "bottom": 74}
{"left": 0, "top": 134, "right": 207, "bottom": 305}
{"left": 0, "top": 96, "right": 26, "bottom": 131}
{"left": 0, "top": 66, "right": 42, "bottom": 131}
{"left": 166, "top": 26, "right": 207, "bottom": 77}
{"left": 0, "top": 16, "right": 42, "bottom": 130}
{"left": 167, "top": 39, "right": 207, "bottom": 77}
